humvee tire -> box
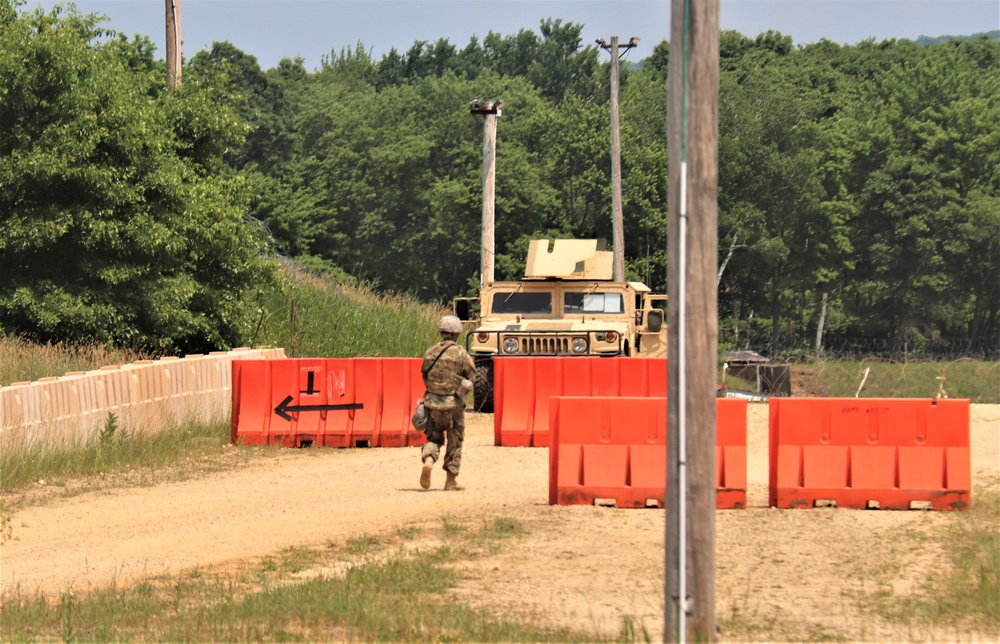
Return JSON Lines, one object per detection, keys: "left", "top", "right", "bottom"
{"left": 473, "top": 358, "right": 494, "bottom": 413}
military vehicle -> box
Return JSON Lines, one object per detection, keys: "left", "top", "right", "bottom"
{"left": 454, "top": 239, "right": 667, "bottom": 412}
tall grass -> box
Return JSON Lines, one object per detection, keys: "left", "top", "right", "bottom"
{"left": 0, "top": 336, "right": 150, "bottom": 387}
{"left": 252, "top": 262, "right": 446, "bottom": 358}
{"left": 1, "top": 262, "right": 446, "bottom": 388}
{"left": 804, "top": 358, "right": 1000, "bottom": 403}
{"left": 0, "top": 417, "right": 238, "bottom": 494}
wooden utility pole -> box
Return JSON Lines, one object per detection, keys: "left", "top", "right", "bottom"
{"left": 469, "top": 99, "right": 504, "bottom": 286}
{"left": 597, "top": 36, "right": 639, "bottom": 282}
{"left": 165, "top": 0, "right": 181, "bottom": 88}
{"left": 665, "top": 0, "right": 719, "bottom": 641}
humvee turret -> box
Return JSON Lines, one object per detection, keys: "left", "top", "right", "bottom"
{"left": 454, "top": 239, "right": 667, "bottom": 412}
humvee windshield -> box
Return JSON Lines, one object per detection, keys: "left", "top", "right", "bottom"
{"left": 564, "top": 292, "right": 624, "bottom": 314}
{"left": 491, "top": 292, "right": 552, "bottom": 315}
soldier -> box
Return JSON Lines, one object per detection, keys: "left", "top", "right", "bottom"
{"left": 420, "top": 315, "right": 475, "bottom": 490}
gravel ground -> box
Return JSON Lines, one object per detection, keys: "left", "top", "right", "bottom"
{"left": 2, "top": 404, "right": 997, "bottom": 641}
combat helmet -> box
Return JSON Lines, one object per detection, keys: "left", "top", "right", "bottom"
{"left": 438, "top": 315, "right": 463, "bottom": 335}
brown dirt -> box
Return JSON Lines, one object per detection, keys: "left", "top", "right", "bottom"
{"left": 789, "top": 365, "right": 828, "bottom": 397}
{"left": 2, "top": 405, "right": 998, "bottom": 642}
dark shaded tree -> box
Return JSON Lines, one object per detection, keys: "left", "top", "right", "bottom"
{"left": 0, "top": 2, "right": 277, "bottom": 352}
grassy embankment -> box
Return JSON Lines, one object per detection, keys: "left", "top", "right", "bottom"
{"left": 784, "top": 357, "right": 999, "bottom": 402}
{"left": 0, "top": 267, "right": 445, "bottom": 492}
{"left": 1, "top": 267, "right": 997, "bottom": 641}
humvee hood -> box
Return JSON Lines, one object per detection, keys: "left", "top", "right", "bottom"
{"left": 488, "top": 319, "right": 630, "bottom": 331}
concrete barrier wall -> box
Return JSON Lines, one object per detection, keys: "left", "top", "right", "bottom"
{"left": 0, "top": 348, "right": 286, "bottom": 450}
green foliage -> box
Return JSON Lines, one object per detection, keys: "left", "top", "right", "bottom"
{"left": 840, "top": 37, "right": 1000, "bottom": 342}
{"left": 1, "top": 0, "right": 997, "bottom": 355}
{"left": 0, "top": 2, "right": 278, "bottom": 353}
{"left": 97, "top": 411, "right": 120, "bottom": 445}
{"left": 712, "top": 33, "right": 1000, "bottom": 350}
{"left": 252, "top": 262, "right": 445, "bottom": 358}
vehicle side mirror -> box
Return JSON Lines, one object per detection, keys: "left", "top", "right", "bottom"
{"left": 647, "top": 310, "right": 663, "bottom": 333}
{"left": 454, "top": 299, "right": 470, "bottom": 321}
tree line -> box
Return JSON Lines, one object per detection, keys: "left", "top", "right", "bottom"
{"left": 1, "top": 1, "right": 997, "bottom": 356}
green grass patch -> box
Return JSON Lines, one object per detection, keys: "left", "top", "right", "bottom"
{"left": 853, "top": 479, "right": 1000, "bottom": 640}
{"left": 252, "top": 263, "right": 446, "bottom": 358}
{"left": 0, "top": 515, "right": 600, "bottom": 643}
{"left": 482, "top": 515, "right": 526, "bottom": 539}
{"left": 803, "top": 358, "right": 1000, "bottom": 403}
{"left": 343, "top": 533, "right": 385, "bottom": 555}
{"left": 897, "top": 482, "right": 1000, "bottom": 631}
{"left": 0, "top": 417, "right": 264, "bottom": 498}
{"left": 718, "top": 607, "right": 850, "bottom": 643}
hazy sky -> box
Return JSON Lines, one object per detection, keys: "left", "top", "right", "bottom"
{"left": 26, "top": 0, "right": 1000, "bottom": 70}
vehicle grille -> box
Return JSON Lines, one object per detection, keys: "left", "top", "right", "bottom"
{"left": 468, "top": 329, "right": 624, "bottom": 357}
{"left": 512, "top": 335, "right": 570, "bottom": 354}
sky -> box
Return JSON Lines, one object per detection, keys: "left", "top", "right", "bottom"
{"left": 25, "top": 0, "right": 1000, "bottom": 71}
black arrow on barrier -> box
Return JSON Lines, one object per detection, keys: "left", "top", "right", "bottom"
{"left": 274, "top": 395, "right": 364, "bottom": 422}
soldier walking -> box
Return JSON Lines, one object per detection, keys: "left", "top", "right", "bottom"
{"left": 420, "top": 315, "right": 475, "bottom": 490}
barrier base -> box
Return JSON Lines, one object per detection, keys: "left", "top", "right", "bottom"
{"left": 775, "top": 489, "right": 969, "bottom": 511}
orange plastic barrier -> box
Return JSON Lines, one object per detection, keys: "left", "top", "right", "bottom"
{"left": 494, "top": 357, "right": 667, "bottom": 446}
{"left": 231, "top": 358, "right": 427, "bottom": 448}
{"left": 716, "top": 398, "right": 748, "bottom": 509}
{"left": 548, "top": 396, "right": 747, "bottom": 509}
{"left": 769, "top": 398, "right": 970, "bottom": 510}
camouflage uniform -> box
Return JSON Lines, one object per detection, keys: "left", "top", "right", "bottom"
{"left": 420, "top": 339, "right": 475, "bottom": 476}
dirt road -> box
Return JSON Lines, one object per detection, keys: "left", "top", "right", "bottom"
{"left": 2, "top": 404, "right": 998, "bottom": 641}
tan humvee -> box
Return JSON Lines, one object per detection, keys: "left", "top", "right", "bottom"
{"left": 454, "top": 239, "right": 667, "bottom": 412}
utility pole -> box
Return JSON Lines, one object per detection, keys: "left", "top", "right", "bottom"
{"left": 665, "top": 0, "right": 719, "bottom": 642}
{"left": 165, "top": 0, "right": 181, "bottom": 89}
{"left": 597, "top": 36, "right": 639, "bottom": 282}
{"left": 469, "top": 99, "right": 504, "bottom": 286}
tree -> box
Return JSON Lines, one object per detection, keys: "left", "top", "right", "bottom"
{"left": 189, "top": 41, "right": 295, "bottom": 171}
{"left": 0, "top": 2, "right": 277, "bottom": 352}
{"left": 528, "top": 19, "right": 603, "bottom": 102}
{"left": 844, "top": 38, "right": 1000, "bottom": 344}
{"left": 716, "top": 37, "right": 841, "bottom": 344}
{"left": 621, "top": 63, "right": 669, "bottom": 289}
